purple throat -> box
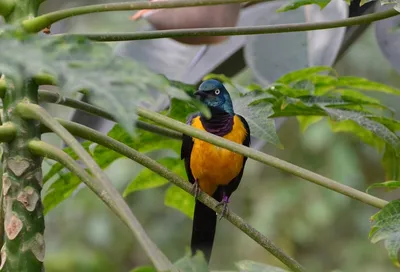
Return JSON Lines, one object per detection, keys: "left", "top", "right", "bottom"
{"left": 200, "top": 111, "right": 234, "bottom": 137}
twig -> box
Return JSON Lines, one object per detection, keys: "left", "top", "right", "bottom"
{"left": 16, "top": 103, "right": 174, "bottom": 272}
{"left": 22, "top": 0, "right": 265, "bottom": 33}
{"left": 40, "top": 118, "right": 307, "bottom": 272}
{"left": 55, "top": 9, "right": 398, "bottom": 42}
{"left": 38, "top": 89, "right": 181, "bottom": 140}
{"left": 137, "top": 107, "right": 389, "bottom": 209}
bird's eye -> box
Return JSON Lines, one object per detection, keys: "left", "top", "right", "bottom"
{"left": 214, "top": 89, "right": 220, "bottom": 95}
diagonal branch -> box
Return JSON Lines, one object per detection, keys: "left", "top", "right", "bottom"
{"left": 40, "top": 118, "right": 307, "bottom": 272}
{"left": 16, "top": 103, "right": 174, "bottom": 272}
{"left": 136, "top": 107, "right": 389, "bottom": 209}
{"left": 38, "top": 89, "right": 181, "bottom": 139}
{"left": 55, "top": 8, "right": 399, "bottom": 42}
{"left": 22, "top": 0, "right": 265, "bottom": 33}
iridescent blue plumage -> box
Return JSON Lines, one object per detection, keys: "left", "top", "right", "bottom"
{"left": 196, "top": 79, "right": 234, "bottom": 116}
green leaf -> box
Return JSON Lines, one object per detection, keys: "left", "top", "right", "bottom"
{"left": 275, "top": 66, "right": 335, "bottom": 85}
{"left": 174, "top": 251, "right": 208, "bottom": 272}
{"left": 367, "top": 180, "right": 400, "bottom": 193}
{"left": 336, "top": 76, "right": 400, "bottom": 95}
{"left": 167, "top": 98, "right": 198, "bottom": 122}
{"left": 370, "top": 200, "right": 400, "bottom": 267}
{"left": 235, "top": 91, "right": 281, "bottom": 146}
{"left": 277, "top": 0, "right": 330, "bottom": 12}
{"left": 382, "top": 146, "right": 400, "bottom": 180}
{"left": 164, "top": 184, "right": 195, "bottom": 219}
{"left": 130, "top": 266, "right": 157, "bottom": 272}
{"left": 328, "top": 119, "right": 385, "bottom": 152}
{"left": 43, "top": 174, "right": 81, "bottom": 214}
{"left": 94, "top": 124, "right": 180, "bottom": 170}
{"left": 235, "top": 260, "right": 288, "bottom": 271}
{"left": 123, "top": 157, "right": 185, "bottom": 197}
{"left": 325, "top": 108, "right": 400, "bottom": 154}
{"left": 0, "top": 27, "right": 204, "bottom": 134}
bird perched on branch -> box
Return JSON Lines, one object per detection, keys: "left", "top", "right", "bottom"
{"left": 181, "top": 79, "right": 250, "bottom": 263}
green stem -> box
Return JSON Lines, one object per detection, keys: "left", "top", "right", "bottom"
{"left": 0, "top": 0, "right": 15, "bottom": 18}
{"left": 22, "top": 0, "right": 264, "bottom": 33}
{"left": 56, "top": 8, "right": 399, "bottom": 42}
{"left": 137, "top": 107, "right": 389, "bottom": 209}
{"left": 38, "top": 89, "right": 181, "bottom": 140}
{"left": 41, "top": 118, "right": 306, "bottom": 272}
{"left": 0, "top": 123, "right": 17, "bottom": 142}
{"left": 15, "top": 103, "right": 174, "bottom": 272}
{"left": 1, "top": 79, "right": 44, "bottom": 272}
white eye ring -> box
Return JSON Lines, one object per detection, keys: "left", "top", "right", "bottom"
{"left": 214, "top": 89, "right": 220, "bottom": 95}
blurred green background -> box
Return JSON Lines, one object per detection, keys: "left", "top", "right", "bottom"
{"left": 37, "top": 1, "right": 400, "bottom": 272}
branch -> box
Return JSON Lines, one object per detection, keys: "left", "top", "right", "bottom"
{"left": 41, "top": 118, "right": 307, "bottom": 272}
{"left": 16, "top": 103, "right": 174, "bottom": 271}
{"left": 55, "top": 8, "right": 399, "bottom": 42}
{"left": 21, "top": 0, "right": 265, "bottom": 33}
{"left": 137, "top": 107, "right": 389, "bottom": 209}
{"left": 0, "top": 122, "right": 17, "bottom": 142}
{"left": 38, "top": 89, "right": 181, "bottom": 140}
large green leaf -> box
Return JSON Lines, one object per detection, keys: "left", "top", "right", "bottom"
{"left": 382, "top": 146, "right": 400, "bottom": 180}
{"left": 234, "top": 91, "right": 281, "bottom": 147}
{"left": 123, "top": 157, "right": 185, "bottom": 197}
{"left": 93, "top": 124, "right": 180, "bottom": 170}
{"left": 0, "top": 27, "right": 204, "bottom": 134}
{"left": 370, "top": 200, "right": 400, "bottom": 267}
{"left": 164, "top": 184, "right": 195, "bottom": 219}
{"left": 277, "top": 0, "right": 330, "bottom": 12}
{"left": 235, "top": 260, "right": 288, "bottom": 272}
{"left": 130, "top": 266, "right": 157, "bottom": 272}
{"left": 43, "top": 174, "right": 81, "bottom": 214}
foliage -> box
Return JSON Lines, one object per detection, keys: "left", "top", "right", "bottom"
{"left": 0, "top": 26, "right": 205, "bottom": 134}
{"left": 370, "top": 200, "right": 400, "bottom": 267}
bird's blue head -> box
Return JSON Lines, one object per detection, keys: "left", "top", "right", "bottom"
{"left": 194, "top": 79, "right": 234, "bottom": 115}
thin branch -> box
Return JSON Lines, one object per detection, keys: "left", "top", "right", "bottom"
{"left": 0, "top": 122, "right": 17, "bottom": 142}
{"left": 40, "top": 118, "right": 307, "bottom": 272}
{"left": 38, "top": 89, "right": 181, "bottom": 140}
{"left": 16, "top": 103, "right": 174, "bottom": 272}
{"left": 137, "top": 107, "right": 389, "bottom": 209}
{"left": 56, "top": 8, "right": 399, "bottom": 42}
{"left": 22, "top": 0, "right": 265, "bottom": 33}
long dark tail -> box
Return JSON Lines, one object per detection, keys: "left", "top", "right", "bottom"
{"left": 191, "top": 199, "right": 217, "bottom": 263}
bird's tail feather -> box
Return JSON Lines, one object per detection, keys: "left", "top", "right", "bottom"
{"left": 191, "top": 199, "right": 217, "bottom": 263}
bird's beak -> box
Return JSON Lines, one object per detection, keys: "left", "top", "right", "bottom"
{"left": 194, "top": 90, "right": 208, "bottom": 100}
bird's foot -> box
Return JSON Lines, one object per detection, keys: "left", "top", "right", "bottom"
{"left": 216, "top": 195, "right": 230, "bottom": 221}
{"left": 191, "top": 179, "right": 201, "bottom": 199}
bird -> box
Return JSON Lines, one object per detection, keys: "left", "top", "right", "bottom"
{"left": 180, "top": 79, "right": 250, "bottom": 263}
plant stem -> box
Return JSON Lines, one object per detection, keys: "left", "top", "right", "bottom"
{"left": 15, "top": 103, "right": 174, "bottom": 271}
{"left": 22, "top": 0, "right": 264, "bottom": 33}
{"left": 56, "top": 8, "right": 399, "bottom": 42}
{"left": 41, "top": 118, "right": 307, "bottom": 272}
{"left": 137, "top": 107, "right": 389, "bottom": 209}
{"left": 38, "top": 89, "right": 181, "bottom": 140}
{"left": 1, "top": 79, "right": 44, "bottom": 272}
{"left": 0, "top": 123, "right": 17, "bottom": 142}
{"left": 0, "top": 0, "right": 15, "bottom": 18}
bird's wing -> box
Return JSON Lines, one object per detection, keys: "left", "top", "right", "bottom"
{"left": 181, "top": 113, "right": 199, "bottom": 184}
{"left": 223, "top": 114, "right": 251, "bottom": 196}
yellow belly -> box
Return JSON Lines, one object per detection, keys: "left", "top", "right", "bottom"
{"left": 190, "top": 115, "right": 248, "bottom": 195}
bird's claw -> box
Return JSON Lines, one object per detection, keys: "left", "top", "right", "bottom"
{"left": 216, "top": 195, "right": 230, "bottom": 221}
{"left": 191, "top": 179, "right": 200, "bottom": 199}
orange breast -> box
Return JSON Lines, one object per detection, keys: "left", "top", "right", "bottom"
{"left": 189, "top": 115, "right": 248, "bottom": 195}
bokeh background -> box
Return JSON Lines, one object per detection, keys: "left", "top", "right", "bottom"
{"left": 35, "top": 0, "right": 400, "bottom": 271}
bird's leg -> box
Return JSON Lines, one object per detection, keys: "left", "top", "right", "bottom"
{"left": 215, "top": 192, "right": 230, "bottom": 221}
{"left": 191, "top": 179, "right": 201, "bottom": 199}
